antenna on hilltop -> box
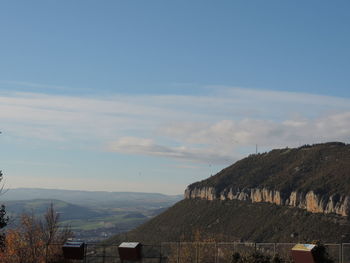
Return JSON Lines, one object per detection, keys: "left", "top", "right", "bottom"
{"left": 256, "top": 144, "right": 258, "bottom": 154}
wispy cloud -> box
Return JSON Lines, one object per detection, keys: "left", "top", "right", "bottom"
{"left": 5, "top": 160, "right": 71, "bottom": 168}
{"left": 0, "top": 81, "right": 70, "bottom": 91}
{"left": 1, "top": 87, "right": 350, "bottom": 164}
{"left": 108, "top": 136, "right": 234, "bottom": 164}
{"left": 0, "top": 81, "right": 95, "bottom": 94}
{"left": 160, "top": 113, "right": 350, "bottom": 149}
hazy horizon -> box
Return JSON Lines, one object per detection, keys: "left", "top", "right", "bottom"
{"left": 4, "top": 187, "right": 184, "bottom": 196}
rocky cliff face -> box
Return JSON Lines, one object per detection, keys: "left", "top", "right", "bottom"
{"left": 184, "top": 187, "right": 350, "bottom": 216}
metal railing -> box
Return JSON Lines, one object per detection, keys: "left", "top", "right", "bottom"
{"left": 52, "top": 242, "right": 350, "bottom": 263}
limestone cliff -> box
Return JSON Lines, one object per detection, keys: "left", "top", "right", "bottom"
{"left": 184, "top": 187, "right": 350, "bottom": 216}
{"left": 184, "top": 143, "right": 350, "bottom": 217}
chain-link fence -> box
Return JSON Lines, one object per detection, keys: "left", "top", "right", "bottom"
{"left": 342, "top": 244, "right": 350, "bottom": 263}
{"left": 54, "top": 242, "right": 350, "bottom": 263}
{"left": 325, "top": 243, "right": 342, "bottom": 263}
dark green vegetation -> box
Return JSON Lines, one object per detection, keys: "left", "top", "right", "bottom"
{"left": 3, "top": 189, "right": 182, "bottom": 241}
{"left": 111, "top": 199, "right": 350, "bottom": 244}
{"left": 189, "top": 142, "right": 350, "bottom": 196}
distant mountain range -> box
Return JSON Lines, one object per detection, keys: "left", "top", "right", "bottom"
{"left": 2, "top": 188, "right": 182, "bottom": 209}
{"left": 109, "top": 142, "right": 350, "bottom": 244}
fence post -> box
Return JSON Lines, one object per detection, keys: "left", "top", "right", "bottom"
{"left": 102, "top": 244, "right": 106, "bottom": 263}
{"left": 83, "top": 243, "right": 87, "bottom": 263}
{"left": 159, "top": 244, "right": 162, "bottom": 263}
{"left": 74, "top": 241, "right": 346, "bottom": 263}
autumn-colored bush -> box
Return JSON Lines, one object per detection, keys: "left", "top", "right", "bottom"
{"left": 0, "top": 203, "right": 72, "bottom": 263}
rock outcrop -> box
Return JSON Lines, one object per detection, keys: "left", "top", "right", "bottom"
{"left": 184, "top": 187, "right": 350, "bottom": 216}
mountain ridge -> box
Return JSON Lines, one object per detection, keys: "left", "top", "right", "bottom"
{"left": 185, "top": 142, "right": 350, "bottom": 216}
{"left": 109, "top": 142, "right": 350, "bottom": 244}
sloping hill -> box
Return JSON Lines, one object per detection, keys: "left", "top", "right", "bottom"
{"left": 4, "top": 199, "right": 102, "bottom": 221}
{"left": 109, "top": 199, "right": 350, "bottom": 244}
{"left": 108, "top": 142, "right": 350, "bottom": 244}
{"left": 185, "top": 142, "right": 350, "bottom": 217}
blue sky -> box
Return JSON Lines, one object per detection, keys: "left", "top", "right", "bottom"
{"left": 0, "top": 1, "right": 350, "bottom": 194}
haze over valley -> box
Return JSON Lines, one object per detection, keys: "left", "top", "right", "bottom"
{"left": 2, "top": 188, "right": 182, "bottom": 241}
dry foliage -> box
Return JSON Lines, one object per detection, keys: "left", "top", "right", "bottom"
{"left": 0, "top": 203, "right": 72, "bottom": 263}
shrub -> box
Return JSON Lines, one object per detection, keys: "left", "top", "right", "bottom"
{"left": 231, "top": 251, "right": 282, "bottom": 263}
{"left": 0, "top": 203, "right": 72, "bottom": 263}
